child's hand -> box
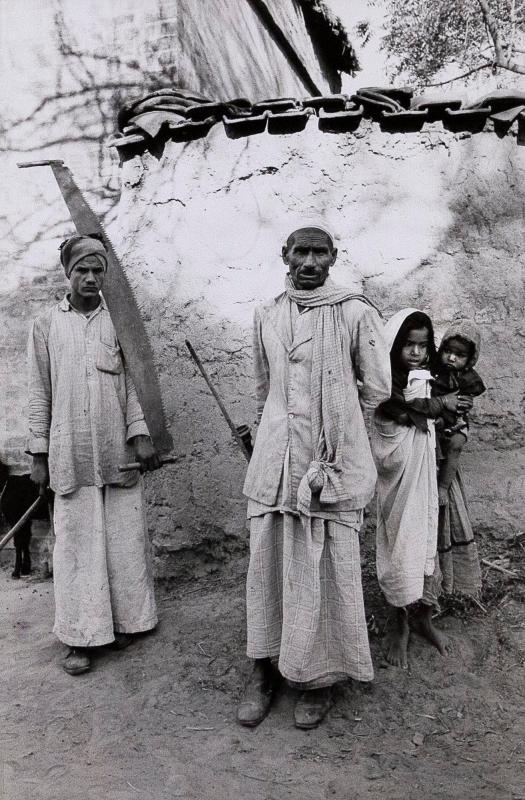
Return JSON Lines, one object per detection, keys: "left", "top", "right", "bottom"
{"left": 457, "top": 395, "right": 474, "bottom": 412}
{"left": 442, "top": 392, "right": 460, "bottom": 412}
{"left": 438, "top": 486, "right": 449, "bottom": 506}
{"left": 442, "top": 393, "right": 473, "bottom": 413}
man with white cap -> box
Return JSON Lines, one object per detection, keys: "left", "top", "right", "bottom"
{"left": 28, "top": 233, "right": 161, "bottom": 675}
{"left": 238, "top": 223, "right": 391, "bottom": 728}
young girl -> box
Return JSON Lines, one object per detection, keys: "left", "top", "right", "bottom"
{"left": 432, "top": 321, "right": 485, "bottom": 598}
{"left": 372, "top": 309, "right": 470, "bottom": 668}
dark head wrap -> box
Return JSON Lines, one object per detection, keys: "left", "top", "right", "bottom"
{"left": 59, "top": 234, "right": 108, "bottom": 278}
{"left": 388, "top": 309, "right": 437, "bottom": 372}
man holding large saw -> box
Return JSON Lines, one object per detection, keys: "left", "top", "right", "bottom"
{"left": 28, "top": 234, "right": 161, "bottom": 675}
{"left": 238, "top": 224, "right": 391, "bottom": 729}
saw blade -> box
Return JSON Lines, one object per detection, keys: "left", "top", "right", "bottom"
{"left": 46, "top": 162, "right": 173, "bottom": 453}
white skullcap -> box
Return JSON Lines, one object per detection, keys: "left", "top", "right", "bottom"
{"left": 282, "top": 216, "right": 337, "bottom": 247}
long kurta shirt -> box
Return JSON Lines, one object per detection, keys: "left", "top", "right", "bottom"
{"left": 27, "top": 294, "right": 149, "bottom": 496}
{"left": 243, "top": 293, "right": 391, "bottom": 519}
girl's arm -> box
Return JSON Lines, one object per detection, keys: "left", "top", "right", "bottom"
{"left": 377, "top": 395, "right": 412, "bottom": 424}
{"left": 378, "top": 392, "right": 449, "bottom": 425}
{"left": 408, "top": 392, "right": 473, "bottom": 418}
{"left": 407, "top": 396, "right": 446, "bottom": 418}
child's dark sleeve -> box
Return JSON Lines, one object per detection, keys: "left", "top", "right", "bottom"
{"left": 460, "top": 369, "right": 486, "bottom": 397}
{"left": 431, "top": 373, "right": 451, "bottom": 397}
{"left": 377, "top": 395, "right": 411, "bottom": 424}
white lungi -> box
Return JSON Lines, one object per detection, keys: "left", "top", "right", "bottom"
{"left": 53, "top": 481, "right": 157, "bottom": 647}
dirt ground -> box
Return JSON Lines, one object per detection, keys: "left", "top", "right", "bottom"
{"left": 2, "top": 531, "right": 525, "bottom": 800}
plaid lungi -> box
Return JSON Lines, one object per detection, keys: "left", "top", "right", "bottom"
{"left": 246, "top": 512, "right": 373, "bottom": 686}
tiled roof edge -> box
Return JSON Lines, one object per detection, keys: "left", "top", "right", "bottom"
{"left": 108, "top": 87, "right": 525, "bottom": 158}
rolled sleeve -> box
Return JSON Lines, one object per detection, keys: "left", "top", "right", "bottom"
{"left": 126, "top": 420, "right": 150, "bottom": 440}
{"left": 253, "top": 307, "right": 270, "bottom": 423}
{"left": 124, "top": 359, "right": 150, "bottom": 442}
{"left": 351, "top": 305, "right": 391, "bottom": 410}
{"left": 27, "top": 316, "right": 52, "bottom": 454}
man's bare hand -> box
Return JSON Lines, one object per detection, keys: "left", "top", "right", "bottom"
{"left": 131, "top": 435, "right": 162, "bottom": 472}
{"left": 30, "top": 454, "right": 49, "bottom": 496}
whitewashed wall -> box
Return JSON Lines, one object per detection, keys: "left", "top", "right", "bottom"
{"left": 108, "top": 120, "right": 525, "bottom": 576}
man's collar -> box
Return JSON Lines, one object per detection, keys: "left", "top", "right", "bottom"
{"left": 59, "top": 293, "right": 107, "bottom": 312}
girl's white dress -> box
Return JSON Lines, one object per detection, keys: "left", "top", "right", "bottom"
{"left": 372, "top": 313, "right": 439, "bottom": 608}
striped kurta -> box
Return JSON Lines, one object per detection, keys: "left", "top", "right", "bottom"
{"left": 27, "top": 294, "right": 156, "bottom": 646}
{"left": 27, "top": 294, "right": 148, "bottom": 494}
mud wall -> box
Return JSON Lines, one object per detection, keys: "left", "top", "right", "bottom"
{"left": 0, "top": 0, "right": 337, "bottom": 471}
{"left": 103, "top": 121, "right": 524, "bottom": 577}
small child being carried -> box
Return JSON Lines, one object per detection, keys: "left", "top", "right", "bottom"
{"left": 433, "top": 321, "right": 486, "bottom": 439}
{"left": 431, "top": 321, "right": 486, "bottom": 597}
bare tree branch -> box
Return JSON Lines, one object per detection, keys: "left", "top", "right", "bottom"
{"left": 427, "top": 61, "right": 493, "bottom": 86}
{"left": 477, "top": 0, "right": 525, "bottom": 73}
{"left": 1, "top": 83, "right": 143, "bottom": 134}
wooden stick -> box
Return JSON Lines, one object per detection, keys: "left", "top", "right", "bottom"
{"left": 17, "top": 160, "right": 65, "bottom": 168}
{"left": 118, "top": 455, "right": 180, "bottom": 472}
{"left": 0, "top": 496, "right": 44, "bottom": 552}
{"left": 470, "top": 595, "right": 488, "bottom": 614}
{"left": 481, "top": 559, "right": 519, "bottom": 578}
{"left": 185, "top": 339, "right": 251, "bottom": 462}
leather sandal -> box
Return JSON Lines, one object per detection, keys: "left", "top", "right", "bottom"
{"left": 237, "top": 660, "right": 279, "bottom": 727}
{"left": 294, "top": 687, "right": 333, "bottom": 729}
{"left": 62, "top": 648, "right": 90, "bottom": 675}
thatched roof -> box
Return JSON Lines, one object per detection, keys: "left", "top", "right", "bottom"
{"left": 299, "top": 0, "right": 360, "bottom": 75}
{"left": 245, "top": 0, "right": 357, "bottom": 94}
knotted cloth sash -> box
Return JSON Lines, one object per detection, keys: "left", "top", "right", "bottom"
{"left": 284, "top": 274, "right": 378, "bottom": 520}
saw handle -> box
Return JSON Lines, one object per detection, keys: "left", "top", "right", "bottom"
{"left": 119, "top": 455, "right": 179, "bottom": 472}
{"left": 17, "top": 160, "right": 65, "bottom": 168}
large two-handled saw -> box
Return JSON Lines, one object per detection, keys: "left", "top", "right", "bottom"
{"left": 17, "top": 159, "right": 173, "bottom": 454}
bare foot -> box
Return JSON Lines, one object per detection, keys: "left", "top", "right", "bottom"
{"left": 383, "top": 607, "right": 409, "bottom": 669}
{"left": 410, "top": 604, "right": 447, "bottom": 655}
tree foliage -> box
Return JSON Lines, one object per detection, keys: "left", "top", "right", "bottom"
{"left": 360, "top": 0, "right": 525, "bottom": 86}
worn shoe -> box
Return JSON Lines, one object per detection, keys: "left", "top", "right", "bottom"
{"left": 237, "top": 661, "right": 279, "bottom": 727}
{"left": 294, "top": 687, "right": 333, "bottom": 729}
{"left": 111, "top": 632, "right": 133, "bottom": 650}
{"left": 62, "top": 648, "right": 90, "bottom": 675}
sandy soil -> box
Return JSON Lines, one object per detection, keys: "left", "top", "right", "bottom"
{"left": 2, "top": 534, "right": 525, "bottom": 800}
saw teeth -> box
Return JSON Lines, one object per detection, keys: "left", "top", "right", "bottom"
{"left": 46, "top": 163, "right": 173, "bottom": 454}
